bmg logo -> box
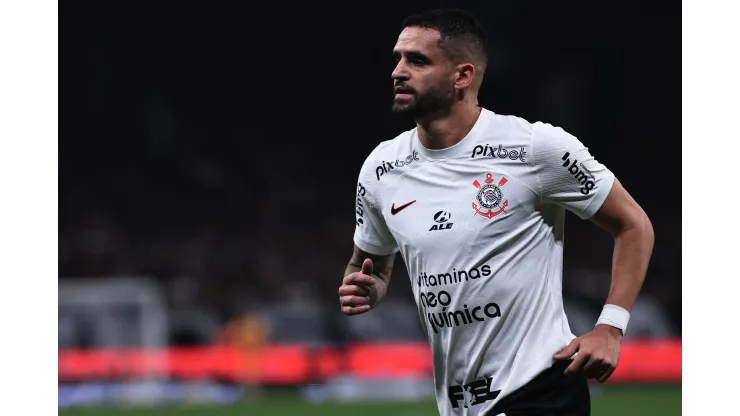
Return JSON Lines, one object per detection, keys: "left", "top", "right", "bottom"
{"left": 355, "top": 183, "right": 366, "bottom": 226}
{"left": 561, "top": 152, "right": 595, "bottom": 195}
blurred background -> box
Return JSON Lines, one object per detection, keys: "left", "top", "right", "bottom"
{"left": 59, "top": 0, "right": 681, "bottom": 414}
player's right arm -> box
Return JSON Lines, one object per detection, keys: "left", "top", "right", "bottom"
{"left": 339, "top": 151, "right": 399, "bottom": 316}
{"left": 340, "top": 245, "right": 396, "bottom": 315}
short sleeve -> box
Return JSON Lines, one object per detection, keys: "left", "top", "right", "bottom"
{"left": 353, "top": 155, "right": 399, "bottom": 255}
{"left": 532, "top": 123, "right": 615, "bottom": 220}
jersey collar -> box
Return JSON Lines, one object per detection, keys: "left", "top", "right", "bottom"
{"left": 414, "top": 108, "right": 493, "bottom": 161}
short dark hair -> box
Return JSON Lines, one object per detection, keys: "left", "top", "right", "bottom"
{"left": 401, "top": 8, "right": 488, "bottom": 69}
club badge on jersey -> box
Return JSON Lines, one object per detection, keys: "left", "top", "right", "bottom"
{"left": 472, "top": 173, "right": 509, "bottom": 220}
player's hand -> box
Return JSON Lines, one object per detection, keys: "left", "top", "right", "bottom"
{"left": 339, "top": 258, "right": 377, "bottom": 316}
{"left": 552, "top": 324, "right": 623, "bottom": 383}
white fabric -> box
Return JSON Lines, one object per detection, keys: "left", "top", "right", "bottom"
{"left": 353, "top": 109, "right": 615, "bottom": 415}
{"left": 596, "top": 304, "right": 631, "bottom": 335}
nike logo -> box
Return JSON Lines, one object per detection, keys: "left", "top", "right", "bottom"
{"left": 391, "top": 200, "right": 417, "bottom": 215}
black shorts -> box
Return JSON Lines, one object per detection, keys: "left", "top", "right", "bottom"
{"left": 486, "top": 360, "right": 591, "bottom": 416}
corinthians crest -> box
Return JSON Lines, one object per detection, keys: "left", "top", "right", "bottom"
{"left": 472, "top": 173, "right": 509, "bottom": 220}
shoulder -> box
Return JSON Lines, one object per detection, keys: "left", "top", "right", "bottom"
{"left": 366, "top": 128, "right": 417, "bottom": 162}
{"left": 527, "top": 118, "right": 596, "bottom": 152}
{"left": 477, "top": 111, "right": 590, "bottom": 171}
{"left": 482, "top": 110, "right": 572, "bottom": 142}
{"left": 359, "top": 128, "right": 418, "bottom": 180}
{"left": 529, "top": 121, "right": 593, "bottom": 166}
{"left": 486, "top": 110, "right": 537, "bottom": 136}
{"left": 476, "top": 109, "right": 537, "bottom": 153}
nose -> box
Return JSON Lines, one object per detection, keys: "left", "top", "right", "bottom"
{"left": 392, "top": 61, "right": 409, "bottom": 81}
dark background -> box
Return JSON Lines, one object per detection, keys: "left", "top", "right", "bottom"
{"left": 59, "top": 1, "right": 681, "bottom": 345}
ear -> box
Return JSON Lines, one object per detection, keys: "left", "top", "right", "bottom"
{"left": 453, "top": 63, "right": 476, "bottom": 90}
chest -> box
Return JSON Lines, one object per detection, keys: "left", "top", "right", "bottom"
{"left": 377, "top": 161, "right": 538, "bottom": 252}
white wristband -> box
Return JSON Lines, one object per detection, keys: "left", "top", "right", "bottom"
{"left": 596, "top": 304, "right": 630, "bottom": 335}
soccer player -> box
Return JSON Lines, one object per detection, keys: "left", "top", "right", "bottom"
{"left": 338, "top": 8, "right": 655, "bottom": 416}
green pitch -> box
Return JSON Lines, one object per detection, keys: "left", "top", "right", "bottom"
{"left": 60, "top": 385, "right": 681, "bottom": 416}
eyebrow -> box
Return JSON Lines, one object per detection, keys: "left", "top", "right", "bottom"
{"left": 393, "top": 50, "right": 431, "bottom": 61}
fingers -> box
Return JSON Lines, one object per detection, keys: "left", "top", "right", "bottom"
{"left": 361, "top": 258, "right": 374, "bottom": 276}
{"left": 568, "top": 352, "right": 617, "bottom": 382}
{"left": 339, "top": 287, "right": 372, "bottom": 316}
{"left": 557, "top": 332, "right": 619, "bottom": 380}
{"left": 581, "top": 356, "right": 601, "bottom": 379}
{"left": 597, "top": 366, "right": 616, "bottom": 383}
{"left": 338, "top": 285, "right": 371, "bottom": 297}
{"left": 553, "top": 339, "right": 580, "bottom": 360}
{"left": 340, "top": 295, "right": 370, "bottom": 307}
{"left": 586, "top": 359, "right": 615, "bottom": 382}
{"left": 564, "top": 350, "right": 589, "bottom": 375}
{"left": 590, "top": 356, "right": 617, "bottom": 383}
{"left": 343, "top": 272, "right": 376, "bottom": 287}
{"left": 341, "top": 304, "right": 371, "bottom": 315}
{"left": 339, "top": 262, "right": 376, "bottom": 316}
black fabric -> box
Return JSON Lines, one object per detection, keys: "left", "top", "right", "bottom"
{"left": 486, "top": 360, "right": 591, "bottom": 416}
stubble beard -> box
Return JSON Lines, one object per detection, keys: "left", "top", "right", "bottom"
{"left": 391, "top": 84, "right": 455, "bottom": 119}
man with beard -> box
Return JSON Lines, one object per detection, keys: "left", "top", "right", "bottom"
{"left": 338, "top": 8, "right": 654, "bottom": 416}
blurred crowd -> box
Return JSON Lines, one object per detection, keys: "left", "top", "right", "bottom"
{"left": 59, "top": 1, "right": 680, "bottom": 347}
{"left": 58, "top": 163, "right": 680, "bottom": 346}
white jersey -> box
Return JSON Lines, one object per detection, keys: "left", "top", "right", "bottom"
{"left": 352, "top": 108, "right": 614, "bottom": 415}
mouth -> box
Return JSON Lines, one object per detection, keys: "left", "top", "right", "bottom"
{"left": 394, "top": 92, "right": 414, "bottom": 100}
{"left": 394, "top": 87, "right": 415, "bottom": 100}
{"left": 394, "top": 85, "right": 415, "bottom": 95}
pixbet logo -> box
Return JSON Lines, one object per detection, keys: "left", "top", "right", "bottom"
{"left": 375, "top": 150, "right": 420, "bottom": 181}
{"left": 561, "top": 152, "right": 595, "bottom": 195}
{"left": 471, "top": 144, "right": 526, "bottom": 162}
{"left": 448, "top": 377, "right": 500, "bottom": 409}
{"left": 428, "top": 210, "right": 453, "bottom": 231}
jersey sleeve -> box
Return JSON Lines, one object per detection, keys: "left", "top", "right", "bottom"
{"left": 532, "top": 122, "right": 615, "bottom": 220}
{"left": 352, "top": 155, "right": 399, "bottom": 255}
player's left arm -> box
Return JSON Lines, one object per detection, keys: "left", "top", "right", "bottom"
{"left": 556, "top": 179, "right": 654, "bottom": 383}
{"left": 589, "top": 178, "right": 655, "bottom": 322}
{"left": 531, "top": 122, "right": 655, "bottom": 382}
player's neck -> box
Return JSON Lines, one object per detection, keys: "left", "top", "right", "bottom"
{"left": 416, "top": 102, "right": 482, "bottom": 150}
